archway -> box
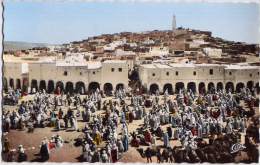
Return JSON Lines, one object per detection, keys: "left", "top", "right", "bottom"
{"left": 225, "top": 82, "right": 234, "bottom": 93}
{"left": 75, "top": 81, "right": 86, "bottom": 94}
{"left": 236, "top": 82, "right": 244, "bottom": 93}
{"left": 65, "top": 82, "right": 74, "bottom": 94}
{"left": 3, "top": 77, "right": 8, "bottom": 92}
{"left": 47, "top": 80, "right": 55, "bottom": 93}
{"left": 16, "top": 79, "right": 21, "bottom": 89}
{"left": 88, "top": 82, "right": 100, "bottom": 93}
{"left": 175, "top": 82, "right": 185, "bottom": 94}
{"left": 150, "top": 83, "right": 159, "bottom": 94}
{"left": 216, "top": 82, "right": 223, "bottom": 91}
{"left": 116, "top": 83, "right": 124, "bottom": 90}
{"left": 22, "top": 78, "right": 29, "bottom": 93}
{"left": 103, "top": 83, "right": 113, "bottom": 95}
{"left": 39, "top": 80, "right": 47, "bottom": 91}
{"left": 187, "top": 82, "right": 196, "bottom": 93}
{"left": 198, "top": 82, "right": 206, "bottom": 94}
{"left": 255, "top": 82, "right": 260, "bottom": 94}
{"left": 163, "top": 83, "right": 173, "bottom": 95}
{"left": 247, "top": 81, "right": 254, "bottom": 91}
{"left": 56, "top": 81, "right": 64, "bottom": 93}
{"left": 207, "top": 82, "right": 215, "bottom": 94}
{"left": 31, "top": 79, "right": 38, "bottom": 92}
{"left": 9, "top": 78, "right": 14, "bottom": 89}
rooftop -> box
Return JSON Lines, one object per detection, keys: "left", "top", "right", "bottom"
{"left": 103, "top": 60, "right": 127, "bottom": 64}
{"left": 140, "top": 62, "right": 260, "bottom": 69}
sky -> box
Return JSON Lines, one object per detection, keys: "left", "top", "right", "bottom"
{"left": 4, "top": 1, "right": 260, "bottom": 44}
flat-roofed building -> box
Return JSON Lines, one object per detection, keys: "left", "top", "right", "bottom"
{"left": 3, "top": 55, "right": 129, "bottom": 95}
{"left": 139, "top": 62, "right": 260, "bottom": 94}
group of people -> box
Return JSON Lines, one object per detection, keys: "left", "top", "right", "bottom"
{"left": 2, "top": 85, "right": 259, "bottom": 163}
{"left": 3, "top": 134, "right": 64, "bottom": 162}
{"left": 3, "top": 88, "right": 20, "bottom": 105}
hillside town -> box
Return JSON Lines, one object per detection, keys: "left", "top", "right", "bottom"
{"left": 2, "top": 17, "right": 260, "bottom": 163}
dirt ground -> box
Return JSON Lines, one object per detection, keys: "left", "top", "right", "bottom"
{"left": 1, "top": 94, "right": 258, "bottom": 162}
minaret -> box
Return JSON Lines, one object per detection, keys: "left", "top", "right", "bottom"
{"left": 172, "top": 14, "right": 176, "bottom": 31}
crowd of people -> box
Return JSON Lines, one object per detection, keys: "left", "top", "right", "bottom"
{"left": 2, "top": 85, "right": 259, "bottom": 163}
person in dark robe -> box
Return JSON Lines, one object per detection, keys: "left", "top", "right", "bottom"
{"left": 145, "top": 147, "right": 152, "bottom": 163}
{"left": 63, "top": 114, "right": 68, "bottom": 129}
{"left": 17, "top": 145, "right": 27, "bottom": 162}
{"left": 111, "top": 144, "right": 118, "bottom": 163}
{"left": 4, "top": 116, "right": 11, "bottom": 132}
{"left": 162, "top": 148, "right": 169, "bottom": 162}
{"left": 131, "top": 131, "right": 140, "bottom": 147}
{"left": 156, "top": 148, "right": 162, "bottom": 163}
{"left": 40, "top": 141, "right": 49, "bottom": 161}
{"left": 58, "top": 108, "right": 63, "bottom": 119}
{"left": 92, "top": 150, "right": 100, "bottom": 163}
{"left": 167, "top": 127, "right": 172, "bottom": 139}
{"left": 129, "top": 111, "right": 134, "bottom": 123}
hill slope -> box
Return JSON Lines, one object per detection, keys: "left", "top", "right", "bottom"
{"left": 4, "top": 41, "right": 51, "bottom": 51}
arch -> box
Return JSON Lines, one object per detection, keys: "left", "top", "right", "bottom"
{"left": 88, "top": 82, "right": 100, "bottom": 93}
{"left": 225, "top": 82, "right": 234, "bottom": 93}
{"left": 216, "top": 82, "right": 223, "bottom": 91}
{"left": 3, "top": 77, "right": 8, "bottom": 92}
{"left": 22, "top": 78, "right": 29, "bottom": 93}
{"left": 150, "top": 83, "right": 159, "bottom": 94}
{"left": 31, "top": 79, "right": 38, "bottom": 92}
{"left": 47, "top": 80, "right": 55, "bottom": 93}
{"left": 163, "top": 83, "right": 174, "bottom": 95}
{"left": 175, "top": 82, "right": 185, "bottom": 94}
{"left": 116, "top": 83, "right": 124, "bottom": 90}
{"left": 187, "top": 82, "right": 196, "bottom": 93}
{"left": 103, "top": 83, "right": 113, "bottom": 95}
{"left": 207, "top": 82, "right": 215, "bottom": 93}
{"left": 65, "top": 81, "right": 74, "bottom": 94}
{"left": 9, "top": 78, "right": 14, "bottom": 89}
{"left": 246, "top": 81, "right": 254, "bottom": 91}
{"left": 16, "top": 79, "right": 21, "bottom": 89}
{"left": 75, "top": 81, "right": 86, "bottom": 94}
{"left": 56, "top": 81, "right": 64, "bottom": 93}
{"left": 39, "top": 80, "right": 47, "bottom": 91}
{"left": 198, "top": 82, "right": 206, "bottom": 94}
{"left": 236, "top": 82, "right": 244, "bottom": 93}
{"left": 255, "top": 82, "right": 260, "bottom": 94}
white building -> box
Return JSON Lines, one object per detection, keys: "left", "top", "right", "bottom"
{"left": 203, "top": 47, "right": 222, "bottom": 58}
{"left": 3, "top": 56, "right": 128, "bottom": 95}
{"left": 139, "top": 63, "right": 260, "bottom": 94}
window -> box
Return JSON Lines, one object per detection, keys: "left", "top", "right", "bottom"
{"left": 175, "top": 71, "right": 178, "bottom": 76}
{"left": 111, "top": 68, "right": 114, "bottom": 72}
{"left": 250, "top": 74, "right": 252, "bottom": 77}
{"left": 258, "top": 72, "right": 259, "bottom": 75}
{"left": 152, "top": 73, "right": 155, "bottom": 77}
{"left": 166, "top": 72, "right": 169, "bottom": 76}
{"left": 93, "top": 71, "right": 96, "bottom": 75}
{"left": 118, "top": 68, "right": 122, "bottom": 72}
{"left": 229, "top": 72, "right": 232, "bottom": 75}
{"left": 209, "top": 69, "right": 213, "bottom": 75}
{"left": 193, "top": 71, "right": 196, "bottom": 76}
{"left": 80, "top": 72, "right": 82, "bottom": 75}
{"left": 64, "top": 71, "right": 67, "bottom": 76}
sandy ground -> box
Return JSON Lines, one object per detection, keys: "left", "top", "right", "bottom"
{"left": 1, "top": 94, "right": 258, "bottom": 162}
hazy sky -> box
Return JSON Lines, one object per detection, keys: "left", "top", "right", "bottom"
{"left": 4, "top": 1, "right": 260, "bottom": 44}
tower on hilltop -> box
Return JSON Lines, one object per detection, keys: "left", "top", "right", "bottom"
{"left": 172, "top": 14, "right": 176, "bottom": 32}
